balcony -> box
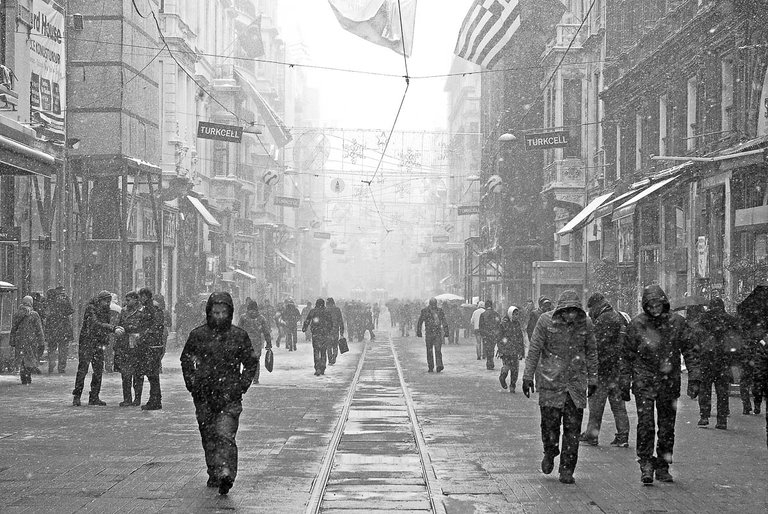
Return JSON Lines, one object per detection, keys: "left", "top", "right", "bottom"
{"left": 542, "top": 158, "right": 585, "bottom": 192}
{"left": 234, "top": 216, "right": 254, "bottom": 236}
{"left": 543, "top": 22, "right": 584, "bottom": 61}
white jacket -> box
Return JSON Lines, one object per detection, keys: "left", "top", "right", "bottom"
{"left": 470, "top": 307, "right": 485, "bottom": 330}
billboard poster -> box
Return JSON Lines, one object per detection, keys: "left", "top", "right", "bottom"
{"left": 28, "top": 0, "right": 65, "bottom": 140}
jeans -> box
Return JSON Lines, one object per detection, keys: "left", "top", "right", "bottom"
{"left": 500, "top": 355, "right": 520, "bottom": 391}
{"left": 540, "top": 395, "right": 584, "bottom": 473}
{"left": 425, "top": 336, "right": 444, "bottom": 371}
{"left": 313, "top": 339, "right": 328, "bottom": 373}
{"left": 483, "top": 337, "right": 495, "bottom": 369}
{"left": 449, "top": 328, "right": 460, "bottom": 345}
{"left": 47, "top": 336, "right": 70, "bottom": 373}
{"left": 699, "top": 373, "right": 730, "bottom": 420}
{"left": 72, "top": 345, "right": 104, "bottom": 400}
{"left": 327, "top": 338, "right": 339, "bottom": 365}
{"left": 635, "top": 395, "right": 677, "bottom": 468}
{"left": 194, "top": 399, "right": 243, "bottom": 481}
{"left": 584, "top": 382, "right": 630, "bottom": 441}
{"left": 286, "top": 325, "right": 298, "bottom": 351}
{"left": 121, "top": 373, "right": 144, "bottom": 402}
{"left": 474, "top": 330, "right": 483, "bottom": 359}
{"left": 20, "top": 363, "right": 33, "bottom": 384}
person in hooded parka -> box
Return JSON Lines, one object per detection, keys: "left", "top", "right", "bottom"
{"left": 10, "top": 296, "right": 45, "bottom": 384}
{"left": 237, "top": 300, "right": 271, "bottom": 384}
{"left": 180, "top": 292, "right": 259, "bottom": 495}
{"left": 497, "top": 305, "right": 525, "bottom": 392}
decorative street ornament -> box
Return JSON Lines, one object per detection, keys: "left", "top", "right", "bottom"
{"left": 262, "top": 169, "right": 280, "bottom": 186}
{"left": 330, "top": 178, "right": 345, "bottom": 193}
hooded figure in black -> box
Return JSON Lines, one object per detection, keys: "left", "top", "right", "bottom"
{"left": 326, "top": 297, "right": 345, "bottom": 365}
{"left": 697, "top": 297, "right": 738, "bottom": 429}
{"left": 72, "top": 290, "right": 118, "bottom": 406}
{"left": 303, "top": 298, "right": 333, "bottom": 375}
{"left": 416, "top": 298, "right": 450, "bottom": 372}
{"left": 621, "top": 285, "right": 700, "bottom": 485}
{"left": 180, "top": 292, "right": 259, "bottom": 495}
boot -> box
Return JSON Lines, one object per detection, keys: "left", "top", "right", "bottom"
{"left": 655, "top": 465, "right": 674, "bottom": 483}
{"left": 541, "top": 451, "right": 557, "bottom": 475}
{"left": 640, "top": 461, "right": 654, "bottom": 485}
{"left": 579, "top": 432, "right": 598, "bottom": 446}
{"left": 558, "top": 469, "right": 575, "bottom": 484}
{"left": 72, "top": 395, "right": 81, "bottom": 407}
{"left": 715, "top": 417, "right": 727, "bottom": 430}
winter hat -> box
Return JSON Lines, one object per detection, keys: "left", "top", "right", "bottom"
{"left": 247, "top": 300, "right": 259, "bottom": 312}
{"left": 96, "top": 290, "right": 112, "bottom": 301}
{"left": 507, "top": 306, "right": 518, "bottom": 318}
{"left": 21, "top": 295, "right": 33, "bottom": 307}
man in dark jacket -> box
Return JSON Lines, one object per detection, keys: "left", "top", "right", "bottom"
{"left": 697, "top": 297, "right": 738, "bottom": 430}
{"left": 282, "top": 299, "right": 302, "bottom": 351}
{"left": 303, "top": 298, "right": 333, "bottom": 376}
{"left": 580, "top": 293, "right": 630, "bottom": 447}
{"left": 416, "top": 297, "right": 449, "bottom": 373}
{"left": 115, "top": 291, "right": 145, "bottom": 406}
{"left": 238, "top": 301, "right": 272, "bottom": 384}
{"left": 137, "top": 288, "right": 165, "bottom": 410}
{"left": 522, "top": 290, "right": 598, "bottom": 485}
{"left": 180, "top": 292, "right": 259, "bottom": 495}
{"left": 72, "top": 290, "right": 119, "bottom": 406}
{"left": 621, "top": 285, "right": 700, "bottom": 485}
{"left": 498, "top": 306, "right": 525, "bottom": 392}
{"left": 526, "top": 296, "right": 553, "bottom": 340}
{"left": 44, "top": 285, "right": 74, "bottom": 373}
{"left": 326, "top": 298, "right": 345, "bottom": 365}
{"left": 479, "top": 300, "right": 501, "bottom": 370}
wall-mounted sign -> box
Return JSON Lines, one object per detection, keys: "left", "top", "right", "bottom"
{"left": 313, "top": 231, "right": 331, "bottom": 240}
{"left": 524, "top": 130, "right": 570, "bottom": 150}
{"left": 432, "top": 235, "right": 450, "bottom": 243}
{"left": 274, "top": 196, "right": 300, "bottom": 208}
{"left": 457, "top": 205, "right": 479, "bottom": 216}
{"left": 29, "top": 0, "right": 65, "bottom": 139}
{"left": 197, "top": 121, "right": 243, "bottom": 143}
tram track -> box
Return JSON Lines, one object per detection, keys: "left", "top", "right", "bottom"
{"left": 305, "top": 333, "right": 444, "bottom": 513}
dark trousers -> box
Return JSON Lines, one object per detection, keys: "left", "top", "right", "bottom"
{"left": 699, "top": 373, "right": 730, "bottom": 420}
{"left": 585, "top": 382, "right": 630, "bottom": 440}
{"left": 121, "top": 373, "right": 144, "bottom": 402}
{"left": 47, "top": 337, "right": 70, "bottom": 373}
{"left": 425, "top": 336, "right": 443, "bottom": 371}
{"left": 286, "top": 325, "right": 298, "bottom": 351}
{"left": 540, "top": 395, "right": 584, "bottom": 473}
{"left": 20, "top": 363, "right": 33, "bottom": 384}
{"left": 144, "top": 373, "right": 161, "bottom": 405}
{"left": 483, "top": 337, "right": 495, "bottom": 369}
{"left": 72, "top": 346, "right": 104, "bottom": 400}
{"left": 500, "top": 355, "right": 520, "bottom": 391}
{"left": 740, "top": 363, "right": 756, "bottom": 411}
{"left": 327, "top": 338, "right": 338, "bottom": 365}
{"left": 194, "top": 399, "right": 243, "bottom": 481}
{"left": 635, "top": 395, "right": 677, "bottom": 468}
{"left": 313, "top": 339, "right": 328, "bottom": 373}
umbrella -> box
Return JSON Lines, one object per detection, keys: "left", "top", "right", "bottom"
{"left": 434, "top": 293, "right": 464, "bottom": 302}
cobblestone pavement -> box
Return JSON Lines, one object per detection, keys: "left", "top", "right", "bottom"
{"left": 0, "top": 327, "right": 766, "bottom": 513}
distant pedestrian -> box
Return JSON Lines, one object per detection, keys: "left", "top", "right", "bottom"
{"left": 580, "top": 293, "right": 630, "bottom": 447}
{"left": 180, "top": 292, "right": 259, "bottom": 495}
{"left": 137, "top": 288, "right": 165, "bottom": 410}
{"left": 301, "top": 301, "right": 313, "bottom": 343}
{"left": 303, "top": 298, "right": 333, "bottom": 376}
{"left": 416, "top": 298, "right": 449, "bottom": 373}
{"left": 44, "top": 285, "right": 73, "bottom": 373}
{"left": 237, "top": 300, "right": 271, "bottom": 384}
{"left": 479, "top": 300, "right": 501, "bottom": 370}
{"left": 621, "top": 285, "right": 700, "bottom": 485}
{"left": 326, "top": 298, "right": 345, "bottom": 365}
{"left": 282, "top": 299, "right": 301, "bottom": 351}
{"left": 10, "top": 296, "right": 45, "bottom": 385}
{"left": 115, "top": 291, "right": 144, "bottom": 406}
{"left": 470, "top": 301, "right": 485, "bottom": 360}
{"left": 372, "top": 302, "right": 380, "bottom": 329}
{"left": 498, "top": 306, "right": 525, "bottom": 392}
{"left": 522, "top": 290, "right": 598, "bottom": 485}
{"left": 72, "top": 291, "right": 119, "bottom": 406}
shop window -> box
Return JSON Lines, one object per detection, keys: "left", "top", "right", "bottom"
{"left": 697, "top": 186, "right": 725, "bottom": 286}
{"left": 602, "top": 219, "right": 616, "bottom": 260}
{"left": 640, "top": 204, "right": 660, "bottom": 245}
{"left": 664, "top": 202, "right": 689, "bottom": 302}
{"left": 617, "top": 217, "right": 634, "bottom": 263}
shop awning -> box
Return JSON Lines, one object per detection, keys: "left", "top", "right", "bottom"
{"left": 0, "top": 135, "right": 57, "bottom": 177}
{"left": 616, "top": 175, "right": 681, "bottom": 209}
{"left": 557, "top": 192, "right": 614, "bottom": 235}
{"left": 234, "top": 67, "right": 292, "bottom": 148}
{"left": 275, "top": 249, "right": 295, "bottom": 266}
{"left": 233, "top": 268, "right": 257, "bottom": 280}
{"left": 187, "top": 196, "right": 221, "bottom": 227}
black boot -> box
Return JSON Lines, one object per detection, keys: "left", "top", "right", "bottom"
{"left": 640, "top": 461, "right": 654, "bottom": 485}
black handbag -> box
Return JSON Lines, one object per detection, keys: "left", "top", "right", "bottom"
{"left": 264, "top": 348, "right": 274, "bottom": 372}
{"left": 338, "top": 337, "right": 349, "bottom": 354}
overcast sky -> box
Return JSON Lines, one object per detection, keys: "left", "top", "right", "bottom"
{"left": 278, "top": 0, "right": 474, "bottom": 132}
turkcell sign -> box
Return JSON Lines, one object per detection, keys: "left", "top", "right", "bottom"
{"left": 197, "top": 121, "right": 243, "bottom": 143}
{"left": 274, "top": 196, "right": 300, "bottom": 208}
{"left": 457, "top": 205, "right": 479, "bottom": 216}
{"left": 524, "top": 131, "right": 570, "bottom": 150}
{"left": 313, "top": 231, "right": 332, "bottom": 240}
{"left": 432, "top": 235, "right": 450, "bottom": 243}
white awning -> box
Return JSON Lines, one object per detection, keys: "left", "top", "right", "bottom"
{"left": 187, "top": 196, "right": 221, "bottom": 227}
{"left": 557, "top": 192, "right": 614, "bottom": 235}
{"left": 616, "top": 175, "right": 680, "bottom": 209}
{"left": 233, "top": 268, "right": 257, "bottom": 280}
{"left": 275, "top": 249, "right": 295, "bottom": 266}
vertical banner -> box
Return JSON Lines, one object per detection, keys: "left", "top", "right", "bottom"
{"left": 28, "top": 1, "right": 66, "bottom": 140}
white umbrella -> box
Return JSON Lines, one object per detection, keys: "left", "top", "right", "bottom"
{"left": 434, "top": 293, "right": 464, "bottom": 302}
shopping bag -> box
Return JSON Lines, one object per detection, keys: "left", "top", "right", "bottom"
{"left": 264, "top": 348, "right": 274, "bottom": 372}
{"left": 338, "top": 337, "right": 349, "bottom": 354}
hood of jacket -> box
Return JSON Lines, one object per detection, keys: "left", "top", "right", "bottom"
{"left": 206, "top": 292, "right": 234, "bottom": 329}
{"left": 586, "top": 294, "right": 612, "bottom": 321}
{"left": 552, "top": 290, "right": 586, "bottom": 321}
{"left": 641, "top": 285, "right": 670, "bottom": 317}
{"left": 538, "top": 295, "right": 553, "bottom": 311}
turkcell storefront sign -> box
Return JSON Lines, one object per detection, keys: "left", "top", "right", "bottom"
{"left": 524, "top": 131, "right": 570, "bottom": 150}
{"left": 197, "top": 121, "right": 243, "bottom": 143}
{"left": 274, "top": 196, "right": 300, "bottom": 208}
{"left": 29, "top": 1, "right": 65, "bottom": 137}
{"left": 457, "top": 205, "right": 479, "bottom": 216}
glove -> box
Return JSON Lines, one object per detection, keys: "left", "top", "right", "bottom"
{"left": 587, "top": 384, "right": 598, "bottom": 398}
{"left": 621, "top": 387, "right": 631, "bottom": 402}
{"left": 687, "top": 379, "right": 700, "bottom": 399}
{"left": 522, "top": 378, "right": 534, "bottom": 398}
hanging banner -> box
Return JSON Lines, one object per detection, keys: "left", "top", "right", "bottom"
{"left": 524, "top": 130, "right": 570, "bottom": 150}
{"left": 197, "top": 121, "right": 243, "bottom": 143}
{"left": 29, "top": 0, "right": 66, "bottom": 140}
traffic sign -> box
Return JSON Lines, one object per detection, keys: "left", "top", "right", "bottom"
{"left": 197, "top": 121, "right": 243, "bottom": 143}
{"left": 274, "top": 196, "right": 300, "bottom": 208}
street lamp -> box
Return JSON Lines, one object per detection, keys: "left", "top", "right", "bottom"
{"left": 498, "top": 133, "right": 517, "bottom": 143}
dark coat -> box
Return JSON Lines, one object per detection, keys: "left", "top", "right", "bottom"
{"left": 238, "top": 310, "right": 271, "bottom": 356}
{"left": 416, "top": 306, "right": 449, "bottom": 340}
{"left": 115, "top": 306, "right": 143, "bottom": 374}
{"left": 698, "top": 298, "right": 739, "bottom": 380}
{"left": 588, "top": 300, "right": 627, "bottom": 387}
{"left": 10, "top": 305, "right": 44, "bottom": 368}
{"left": 326, "top": 304, "right": 345, "bottom": 339}
{"left": 78, "top": 298, "right": 115, "bottom": 352}
{"left": 137, "top": 302, "right": 165, "bottom": 375}
{"left": 282, "top": 302, "right": 302, "bottom": 325}
{"left": 523, "top": 290, "right": 598, "bottom": 409}
{"left": 302, "top": 305, "right": 333, "bottom": 342}
{"left": 44, "top": 292, "right": 74, "bottom": 342}
{"left": 180, "top": 292, "right": 259, "bottom": 408}
{"left": 621, "top": 285, "right": 700, "bottom": 399}
{"left": 478, "top": 308, "right": 501, "bottom": 342}
{"left": 498, "top": 313, "right": 525, "bottom": 359}
{"left": 526, "top": 296, "right": 553, "bottom": 339}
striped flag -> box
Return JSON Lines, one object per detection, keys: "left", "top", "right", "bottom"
{"left": 454, "top": 0, "right": 565, "bottom": 69}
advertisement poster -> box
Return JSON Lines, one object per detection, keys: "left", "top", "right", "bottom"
{"left": 28, "top": 0, "right": 65, "bottom": 139}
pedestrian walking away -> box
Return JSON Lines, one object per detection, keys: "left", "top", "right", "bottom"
{"left": 237, "top": 300, "right": 272, "bottom": 384}
{"left": 479, "top": 300, "right": 501, "bottom": 370}
{"left": 498, "top": 306, "right": 525, "bottom": 393}
{"left": 416, "top": 297, "right": 449, "bottom": 373}
{"left": 621, "top": 284, "right": 700, "bottom": 485}
{"left": 522, "top": 289, "right": 598, "bottom": 485}
{"left": 303, "top": 298, "right": 333, "bottom": 376}
{"left": 9, "top": 295, "right": 45, "bottom": 385}
{"left": 180, "top": 292, "right": 259, "bottom": 495}
{"left": 326, "top": 297, "right": 345, "bottom": 365}
{"left": 282, "top": 298, "right": 301, "bottom": 351}
{"left": 137, "top": 288, "right": 165, "bottom": 411}
{"left": 470, "top": 301, "right": 485, "bottom": 360}
{"left": 72, "top": 290, "right": 120, "bottom": 406}
{"left": 43, "top": 285, "right": 74, "bottom": 373}
{"left": 580, "top": 293, "right": 630, "bottom": 447}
